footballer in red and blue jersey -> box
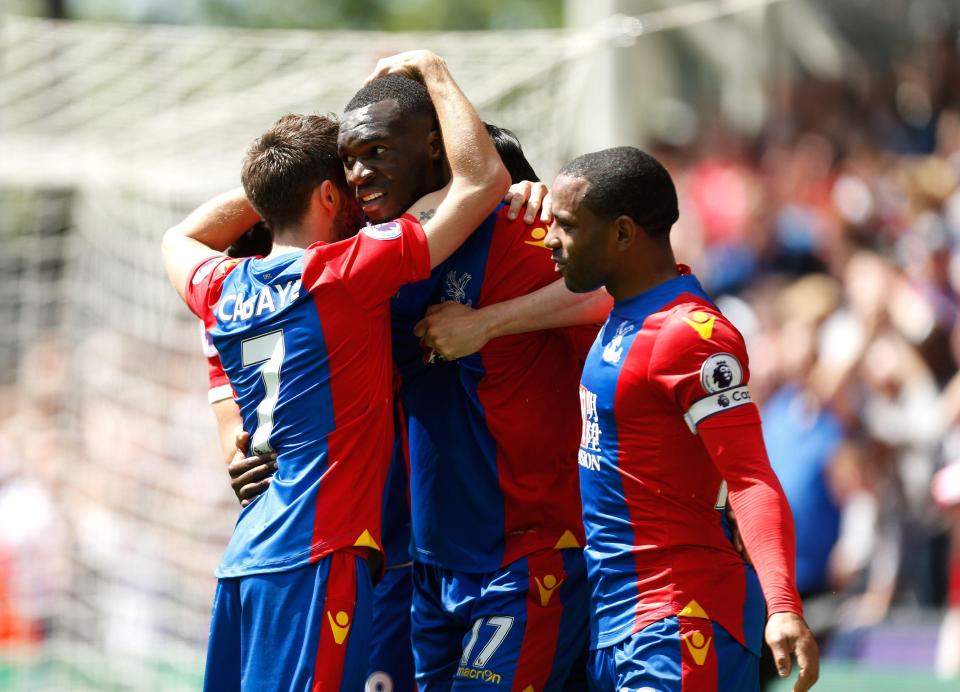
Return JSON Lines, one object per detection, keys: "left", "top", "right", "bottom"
{"left": 390, "top": 203, "right": 592, "bottom": 690}
{"left": 186, "top": 215, "right": 430, "bottom": 691}
{"left": 203, "top": 343, "right": 416, "bottom": 692}
{"left": 578, "top": 269, "right": 769, "bottom": 690}
{"left": 545, "top": 147, "right": 816, "bottom": 692}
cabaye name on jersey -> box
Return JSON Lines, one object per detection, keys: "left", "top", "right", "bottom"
{"left": 217, "top": 279, "right": 302, "bottom": 323}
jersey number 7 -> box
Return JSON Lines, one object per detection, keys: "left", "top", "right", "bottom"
{"left": 240, "top": 329, "right": 285, "bottom": 456}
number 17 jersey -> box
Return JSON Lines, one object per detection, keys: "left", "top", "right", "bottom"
{"left": 185, "top": 217, "right": 430, "bottom": 579}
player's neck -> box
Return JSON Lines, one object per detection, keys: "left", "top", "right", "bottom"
{"left": 268, "top": 225, "right": 329, "bottom": 257}
{"left": 607, "top": 243, "right": 679, "bottom": 302}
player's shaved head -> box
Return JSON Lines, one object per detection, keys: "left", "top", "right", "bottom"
{"left": 558, "top": 146, "right": 678, "bottom": 237}
{"left": 344, "top": 74, "right": 436, "bottom": 123}
{"left": 241, "top": 113, "right": 351, "bottom": 233}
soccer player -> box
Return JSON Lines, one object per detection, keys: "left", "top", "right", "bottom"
{"left": 542, "top": 146, "right": 819, "bottom": 692}
{"left": 336, "top": 74, "right": 593, "bottom": 689}
{"left": 206, "top": 126, "right": 554, "bottom": 692}
{"left": 161, "top": 50, "right": 510, "bottom": 690}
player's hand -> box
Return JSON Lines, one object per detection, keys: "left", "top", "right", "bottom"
{"left": 227, "top": 431, "right": 277, "bottom": 507}
{"left": 414, "top": 301, "right": 492, "bottom": 360}
{"left": 364, "top": 49, "right": 445, "bottom": 85}
{"left": 765, "top": 612, "right": 819, "bottom": 692}
{"left": 504, "top": 181, "right": 552, "bottom": 224}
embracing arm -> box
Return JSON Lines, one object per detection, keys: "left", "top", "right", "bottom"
{"left": 161, "top": 188, "right": 261, "bottom": 300}
{"left": 415, "top": 280, "right": 612, "bottom": 360}
{"left": 369, "top": 51, "right": 510, "bottom": 268}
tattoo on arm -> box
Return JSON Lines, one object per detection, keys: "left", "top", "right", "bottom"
{"left": 419, "top": 208, "right": 436, "bottom": 223}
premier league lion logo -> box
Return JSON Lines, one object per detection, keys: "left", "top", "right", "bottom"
{"left": 700, "top": 353, "right": 743, "bottom": 393}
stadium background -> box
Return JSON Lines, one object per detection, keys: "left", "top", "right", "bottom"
{"left": 2, "top": 0, "right": 960, "bottom": 689}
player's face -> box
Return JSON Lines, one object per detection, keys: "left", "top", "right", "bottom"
{"left": 545, "top": 174, "right": 616, "bottom": 293}
{"left": 338, "top": 99, "right": 438, "bottom": 224}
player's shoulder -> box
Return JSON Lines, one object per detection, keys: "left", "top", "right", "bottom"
{"left": 657, "top": 299, "right": 743, "bottom": 350}
{"left": 191, "top": 255, "right": 241, "bottom": 287}
{"left": 647, "top": 299, "right": 749, "bottom": 383}
{"left": 491, "top": 203, "right": 552, "bottom": 248}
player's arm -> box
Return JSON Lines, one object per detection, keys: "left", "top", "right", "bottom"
{"left": 161, "top": 187, "right": 261, "bottom": 300}
{"left": 369, "top": 51, "right": 510, "bottom": 268}
{"left": 656, "top": 316, "right": 818, "bottom": 692}
{"left": 415, "top": 280, "right": 612, "bottom": 360}
{"left": 698, "top": 423, "right": 818, "bottom": 691}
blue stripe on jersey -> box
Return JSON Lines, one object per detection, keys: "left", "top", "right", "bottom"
{"left": 579, "top": 316, "right": 632, "bottom": 648}
{"left": 382, "top": 407, "right": 411, "bottom": 568}
{"left": 209, "top": 253, "right": 337, "bottom": 578}
{"left": 579, "top": 274, "right": 713, "bottom": 648}
{"left": 394, "top": 212, "right": 508, "bottom": 571}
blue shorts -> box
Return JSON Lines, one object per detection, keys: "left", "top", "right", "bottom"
{"left": 366, "top": 562, "right": 415, "bottom": 692}
{"left": 412, "top": 548, "right": 589, "bottom": 691}
{"left": 588, "top": 616, "right": 760, "bottom": 692}
{"left": 203, "top": 551, "right": 372, "bottom": 691}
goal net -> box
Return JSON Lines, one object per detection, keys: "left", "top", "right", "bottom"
{"left": 0, "top": 14, "right": 598, "bottom": 690}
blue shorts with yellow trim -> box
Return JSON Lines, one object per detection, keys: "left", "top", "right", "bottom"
{"left": 587, "top": 616, "right": 759, "bottom": 692}
{"left": 367, "top": 562, "right": 415, "bottom": 692}
{"left": 412, "top": 548, "right": 589, "bottom": 691}
{"left": 203, "top": 551, "right": 372, "bottom": 692}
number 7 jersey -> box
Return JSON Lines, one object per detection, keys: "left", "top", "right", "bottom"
{"left": 185, "top": 216, "right": 430, "bottom": 578}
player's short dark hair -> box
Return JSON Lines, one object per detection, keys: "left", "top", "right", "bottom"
{"left": 558, "top": 146, "right": 679, "bottom": 237}
{"left": 485, "top": 122, "right": 539, "bottom": 184}
{"left": 344, "top": 74, "right": 436, "bottom": 123}
{"left": 241, "top": 113, "right": 346, "bottom": 232}
{"left": 226, "top": 221, "right": 273, "bottom": 258}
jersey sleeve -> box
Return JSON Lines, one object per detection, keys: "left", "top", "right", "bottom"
{"left": 648, "top": 308, "right": 760, "bottom": 433}
{"left": 478, "top": 206, "right": 558, "bottom": 305}
{"left": 183, "top": 254, "right": 239, "bottom": 321}
{"left": 198, "top": 323, "right": 233, "bottom": 404}
{"left": 651, "top": 308, "right": 803, "bottom": 616}
{"left": 301, "top": 214, "right": 431, "bottom": 310}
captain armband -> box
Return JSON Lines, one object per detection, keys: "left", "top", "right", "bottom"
{"left": 683, "top": 386, "right": 753, "bottom": 434}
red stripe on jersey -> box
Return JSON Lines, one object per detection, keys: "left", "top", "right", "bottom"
{"left": 613, "top": 296, "right": 751, "bottom": 646}
{"left": 679, "top": 615, "right": 719, "bottom": 692}
{"left": 475, "top": 208, "right": 586, "bottom": 565}
{"left": 513, "top": 551, "right": 566, "bottom": 691}
{"left": 312, "top": 553, "right": 357, "bottom": 691}
{"left": 309, "top": 286, "right": 392, "bottom": 562}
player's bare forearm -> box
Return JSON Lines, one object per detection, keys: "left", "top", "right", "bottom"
{"left": 415, "top": 281, "right": 611, "bottom": 360}
{"left": 479, "top": 280, "right": 611, "bottom": 340}
{"left": 211, "top": 397, "right": 244, "bottom": 465}
{"left": 161, "top": 187, "right": 262, "bottom": 300}
{"left": 374, "top": 51, "right": 509, "bottom": 267}
{"left": 172, "top": 187, "right": 262, "bottom": 251}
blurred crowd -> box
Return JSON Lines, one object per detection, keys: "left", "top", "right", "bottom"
{"left": 653, "top": 29, "right": 960, "bottom": 678}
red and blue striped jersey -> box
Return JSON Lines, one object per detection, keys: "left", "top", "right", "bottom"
{"left": 202, "top": 343, "right": 413, "bottom": 570}
{"left": 185, "top": 216, "right": 430, "bottom": 578}
{"left": 391, "top": 204, "right": 590, "bottom": 573}
{"left": 578, "top": 269, "right": 766, "bottom": 651}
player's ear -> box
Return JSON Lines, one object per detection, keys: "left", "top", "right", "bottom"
{"left": 317, "top": 179, "right": 339, "bottom": 212}
{"left": 427, "top": 127, "right": 444, "bottom": 162}
{"left": 614, "top": 215, "right": 637, "bottom": 250}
